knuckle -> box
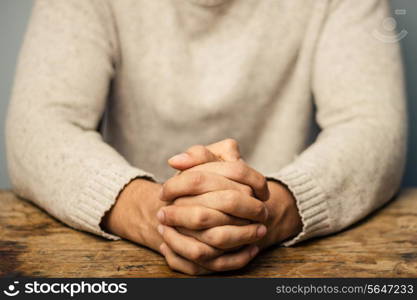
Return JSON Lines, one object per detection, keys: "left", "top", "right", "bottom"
{"left": 245, "top": 226, "right": 258, "bottom": 241}
{"left": 253, "top": 202, "right": 267, "bottom": 221}
{"left": 223, "top": 138, "right": 239, "bottom": 150}
{"left": 223, "top": 190, "right": 239, "bottom": 210}
{"left": 232, "top": 160, "right": 248, "bottom": 179}
{"left": 211, "top": 258, "right": 227, "bottom": 272}
{"left": 187, "top": 171, "right": 205, "bottom": 187}
{"left": 192, "top": 208, "right": 210, "bottom": 228}
{"left": 207, "top": 229, "right": 227, "bottom": 249}
{"left": 208, "top": 252, "right": 252, "bottom": 272}
{"left": 190, "top": 244, "right": 207, "bottom": 261}
{"left": 240, "top": 184, "right": 253, "bottom": 196}
{"left": 236, "top": 254, "right": 251, "bottom": 268}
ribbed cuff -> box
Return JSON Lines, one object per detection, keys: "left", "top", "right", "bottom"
{"left": 266, "top": 164, "right": 332, "bottom": 246}
{"left": 69, "top": 165, "right": 155, "bottom": 240}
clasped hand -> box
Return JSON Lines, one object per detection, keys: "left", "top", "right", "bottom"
{"left": 157, "top": 139, "right": 270, "bottom": 274}
{"left": 101, "top": 139, "right": 302, "bottom": 275}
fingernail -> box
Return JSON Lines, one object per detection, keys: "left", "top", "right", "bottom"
{"left": 257, "top": 225, "right": 267, "bottom": 238}
{"left": 157, "top": 209, "right": 165, "bottom": 223}
{"left": 250, "top": 245, "right": 259, "bottom": 257}
{"left": 158, "top": 224, "right": 164, "bottom": 235}
{"left": 168, "top": 153, "right": 190, "bottom": 164}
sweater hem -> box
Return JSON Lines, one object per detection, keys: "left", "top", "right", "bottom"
{"left": 70, "top": 166, "right": 155, "bottom": 240}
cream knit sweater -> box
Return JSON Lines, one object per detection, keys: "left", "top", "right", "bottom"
{"left": 6, "top": 0, "right": 406, "bottom": 246}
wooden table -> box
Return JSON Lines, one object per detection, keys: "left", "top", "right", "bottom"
{"left": 1, "top": 189, "right": 416, "bottom": 278}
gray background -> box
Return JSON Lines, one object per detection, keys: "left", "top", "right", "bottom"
{"left": 0, "top": 0, "right": 416, "bottom": 188}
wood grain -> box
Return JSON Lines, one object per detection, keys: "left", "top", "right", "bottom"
{"left": 0, "top": 189, "right": 416, "bottom": 277}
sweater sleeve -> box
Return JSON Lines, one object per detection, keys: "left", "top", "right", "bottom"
{"left": 266, "top": 0, "right": 407, "bottom": 246}
{"left": 5, "top": 0, "right": 155, "bottom": 240}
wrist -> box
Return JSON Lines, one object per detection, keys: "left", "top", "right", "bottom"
{"left": 258, "top": 180, "right": 302, "bottom": 249}
{"left": 101, "top": 178, "right": 164, "bottom": 252}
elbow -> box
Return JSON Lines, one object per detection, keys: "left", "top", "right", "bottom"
{"left": 368, "top": 111, "right": 407, "bottom": 210}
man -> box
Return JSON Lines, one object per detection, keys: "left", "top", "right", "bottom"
{"left": 6, "top": 0, "right": 406, "bottom": 275}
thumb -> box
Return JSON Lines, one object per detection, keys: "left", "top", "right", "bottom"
{"left": 168, "top": 145, "right": 220, "bottom": 171}
{"left": 168, "top": 138, "right": 241, "bottom": 171}
{"left": 206, "top": 138, "right": 241, "bottom": 162}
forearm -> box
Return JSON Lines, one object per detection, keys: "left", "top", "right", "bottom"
{"left": 6, "top": 0, "right": 155, "bottom": 240}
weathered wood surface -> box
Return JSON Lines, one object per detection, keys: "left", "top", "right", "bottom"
{"left": 0, "top": 189, "right": 416, "bottom": 278}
